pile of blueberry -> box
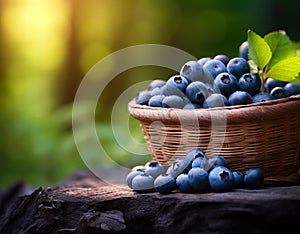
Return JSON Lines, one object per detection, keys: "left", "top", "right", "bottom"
{"left": 135, "top": 41, "right": 300, "bottom": 109}
{"left": 126, "top": 148, "right": 264, "bottom": 194}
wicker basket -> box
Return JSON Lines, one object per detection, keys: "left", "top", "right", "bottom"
{"left": 128, "top": 93, "right": 300, "bottom": 185}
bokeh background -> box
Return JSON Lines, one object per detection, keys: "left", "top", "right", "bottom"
{"left": 1, "top": 0, "right": 299, "bottom": 187}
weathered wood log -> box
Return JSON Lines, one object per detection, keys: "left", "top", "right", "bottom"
{"left": 1, "top": 169, "right": 300, "bottom": 233}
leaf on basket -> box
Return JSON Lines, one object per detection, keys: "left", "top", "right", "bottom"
{"left": 247, "top": 30, "right": 272, "bottom": 70}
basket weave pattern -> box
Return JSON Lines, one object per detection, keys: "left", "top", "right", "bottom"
{"left": 129, "top": 94, "right": 300, "bottom": 185}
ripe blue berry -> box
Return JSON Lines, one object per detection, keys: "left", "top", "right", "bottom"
{"left": 164, "top": 75, "right": 189, "bottom": 97}
{"left": 131, "top": 174, "right": 155, "bottom": 193}
{"left": 148, "top": 95, "right": 164, "bottom": 107}
{"left": 227, "top": 57, "right": 250, "bottom": 79}
{"left": 180, "top": 60, "right": 204, "bottom": 82}
{"left": 252, "top": 92, "right": 274, "bottom": 103}
{"left": 239, "top": 41, "right": 249, "bottom": 60}
{"left": 144, "top": 161, "right": 166, "bottom": 179}
{"left": 176, "top": 173, "right": 193, "bottom": 193}
{"left": 208, "top": 166, "right": 234, "bottom": 192}
{"left": 232, "top": 171, "right": 244, "bottom": 189}
{"left": 228, "top": 91, "right": 253, "bottom": 106}
{"left": 197, "top": 57, "right": 211, "bottom": 66}
{"left": 238, "top": 73, "right": 261, "bottom": 95}
{"left": 191, "top": 157, "right": 207, "bottom": 168}
{"left": 265, "top": 78, "right": 287, "bottom": 93}
{"left": 167, "top": 157, "right": 192, "bottom": 178}
{"left": 203, "top": 59, "right": 227, "bottom": 79}
{"left": 136, "top": 92, "right": 151, "bottom": 105}
{"left": 188, "top": 167, "right": 209, "bottom": 192}
{"left": 162, "top": 95, "right": 185, "bottom": 109}
{"left": 126, "top": 169, "right": 144, "bottom": 189}
{"left": 270, "top": 87, "right": 289, "bottom": 99}
{"left": 213, "top": 54, "right": 230, "bottom": 66}
{"left": 284, "top": 82, "right": 300, "bottom": 96}
{"left": 244, "top": 168, "right": 264, "bottom": 189}
{"left": 183, "top": 103, "right": 201, "bottom": 109}
{"left": 186, "top": 81, "right": 209, "bottom": 105}
{"left": 147, "top": 79, "right": 166, "bottom": 91}
{"left": 207, "top": 156, "right": 228, "bottom": 169}
{"left": 214, "top": 72, "right": 238, "bottom": 97}
{"left": 186, "top": 148, "right": 206, "bottom": 160}
{"left": 203, "top": 93, "right": 229, "bottom": 108}
{"left": 154, "top": 174, "right": 176, "bottom": 194}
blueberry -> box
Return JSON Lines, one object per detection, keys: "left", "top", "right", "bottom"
{"left": 164, "top": 75, "right": 189, "bottom": 96}
{"left": 188, "top": 167, "right": 209, "bottom": 192}
{"left": 144, "top": 160, "right": 166, "bottom": 179}
{"left": 131, "top": 173, "right": 155, "bottom": 193}
{"left": 238, "top": 73, "right": 261, "bottom": 95}
{"left": 213, "top": 54, "right": 230, "bottom": 66}
{"left": 131, "top": 165, "right": 146, "bottom": 172}
{"left": 162, "top": 95, "right": 185, "bottom": 109}
{"left": 167, "top": 157, "right": 192, "bottom": 179}
{"left": 284, "top": 82, "right": 300, "bottom": 96}
{"left": 207, "top": 156, "right": 228, "bottom": 169}
{"left": 203, "top": 59, "right": 227, "bottom": 79}
{"left": 265, "top": 78, "right": 287, "bottom": 93}
{"left": 126, "top": 169, "right": 145, "bottom": 189}
{"left": 244, "top": 168, "right": 264, "bottom": 189}
{"left": 232, "top": 171, "right": 244, "bottom": 189}
{"left": 203, "top": 93, "right": 229, "bottom": 108}
{"left": 227, "top": 57, "right": 250, "bottom": 79}
{"left": 180, "top": 60, "right": 204, "bottom": 82}
{"left": 154, "top": 174, "right": 176, "bottom": 194}
{"left": 150, "top": 86, "right": 163, "bottom": 96}
{"left": 191, "top": 157, "right": 207, "bottom": 168}
{"left": 186, "top": 148, "right": 206, "bottom": 160}
{"left": 148, "top": 95, "right": 165, "bottom": 107}
{"left": 270, "top": 87, "right": 289, "bottom": 99}
{"left": 197, "top": 57, "right": 211, "bottom": 66}
{"left": 214, "top": 72, "right": 238, "bottom": 97}
{"left": 176, "top": 173, "right": 193, "bottom": 193}
{"left": 183, "top": 103, "right": 201, "bottom": 109}
{"left": 239, "top": 41, "right": 249, "bottom": 60}
{"left": 228, "top": 91, "right": 253, "bottom": 106}
{"left": 208, "top": 166, "right": 234, "bottom": 192}
{"left": 252, "top": 92, "right": 274, "bottom": 103}
{"left": 186, "top": 81, "right": 209, "bottom": 105}
{"left": 136, "top": 92, "right": 151, "bottom": 105}
{"left": 148, "top": 79, "right": 166, "bottom": 91}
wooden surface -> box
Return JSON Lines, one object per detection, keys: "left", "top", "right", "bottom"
{"left": 1, "top": 169, "right": 300, "bottom": 234}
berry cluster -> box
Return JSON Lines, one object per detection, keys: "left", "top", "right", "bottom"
{"left": 126, "top": 148, "right": 264, "bottom": 194}
{"left": 135, "top": 41, "right": 300, "bottom": 109}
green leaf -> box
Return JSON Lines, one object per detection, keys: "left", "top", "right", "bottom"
{"left": 264, "top": 30, "right": 295, "bottom": 68}
{"left": 266, "top": 56, "right": 300, "bottom": 82}
{"left": 247, "top": 30, "right": 272, "bottom": 70}
{"left": 293, "top": 74, "right": 300, "bottom": 85}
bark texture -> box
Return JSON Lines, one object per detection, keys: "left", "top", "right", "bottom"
{"left": 1, "top": 170, "right": 300, "bottom": 234}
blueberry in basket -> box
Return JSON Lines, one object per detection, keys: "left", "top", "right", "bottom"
{"left": 226, "top": 57, "right": 250, "bottom": 79}
{"left": 203, "top": 59, "right": 227, "bottom": 79}
{"left": 238, "top": 73, "right": 261, "bottom": 95}
{"left": 214, "top": 72, "right": 238, "bottom": 97}
{"left": 185, "top": 81, "right": 209, "bottom": 105}
{"left": 228, "top": 91, "right": 253, "bottom": 106}
{"left": 203, "top": 93, "right": 228, "bottom": 108}
{"left": 180, "top": 60, "right": 204, "bottom": 82}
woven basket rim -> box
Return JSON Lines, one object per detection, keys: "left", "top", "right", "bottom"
{"left": 128, "top": 93, "right": 300, "bottom": 124}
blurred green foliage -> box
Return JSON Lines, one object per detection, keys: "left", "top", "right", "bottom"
{"left": 0, "top": 0, "right": 299, "bottom": 187}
